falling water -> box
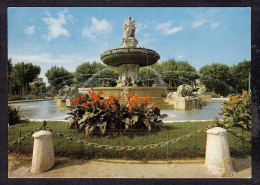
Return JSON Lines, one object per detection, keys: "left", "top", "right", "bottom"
{"left": 82, "top": 68, "right": 119, "bottom": 87}
{"left": 139, "top": 66, "right": 169, "bottom": 87}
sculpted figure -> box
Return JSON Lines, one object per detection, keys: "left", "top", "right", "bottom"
{"left": 124, "top": 16, "right": 136, "bottom": 38}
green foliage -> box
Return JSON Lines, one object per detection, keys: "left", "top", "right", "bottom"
{"left": 205, "top": 91, "right": 221, "bottom": 98}
{"left": 139, "top": 59, "right": 198, "bottom": 86}
{"left": 8, "top": 59, "right": 41, "bottom": 99}
{"left": 8, "top": 105, "right": 21, "bottom": 125}
{"left": 74, "top": 61, "right": 118, "bottom": 87}
{"left": 45, "top": 65, "right": 73, "bottom": 92}
{"left": 230, "top": 60, "right": 251, "bottom": 93}
{"left": 199, "top": 63, "right": 234, "bottom": 96}
{"left": 67, "top": 89, "right": 166, "bottom": 136}
{"left": 8, "top": 121, "right": 251, "bottom": 159}
{"left": 218, "top": 91, "right": 251, "bottom": 131}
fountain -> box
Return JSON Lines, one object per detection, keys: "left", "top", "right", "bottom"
{"left": 165, "top": 85, "right": 212, "bottom": 110}
{"left": 78, "top": 16, "right": 175, "bottom": 104}
{"left": 77, "top": 16, "right": 211, "bottom": 110}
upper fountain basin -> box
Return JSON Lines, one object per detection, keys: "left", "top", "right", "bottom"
{"left": 101, "top": 48, "right": 160, "bottom": 67}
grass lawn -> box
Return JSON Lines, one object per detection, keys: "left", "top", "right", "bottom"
{"left": 8, "top": 121, "right": 251, "bottom": 160}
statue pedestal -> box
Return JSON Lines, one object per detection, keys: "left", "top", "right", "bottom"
{"left": 117, "top": 64, "right": 140, "bottom": 87}
{"left": 122, "top": 38, "right": 138, "bottom": 48}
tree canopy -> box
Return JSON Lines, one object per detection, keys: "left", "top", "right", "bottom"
{"left": 140, "top": 59, "right": 198, "bottom": 87}
{"left": 45, "top": 65, "right": 73, "bottom": 92}
{"left": 9, "top": 61, "right": 41, "bottom": 98}
{"left": 74, "top": 61, "right": 118, "bottom": 87}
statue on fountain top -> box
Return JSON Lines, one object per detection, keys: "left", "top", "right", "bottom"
{"left": 124, "top": 16, "right": 136, "bottom": 39}
{"left": 122, "top": 16, "right": 138, "bottom": 48}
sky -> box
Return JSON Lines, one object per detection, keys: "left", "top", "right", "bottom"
{"left": 8, "top": 7, "right": 251, "bottom": 85}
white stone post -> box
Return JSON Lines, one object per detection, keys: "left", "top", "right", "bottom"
{"left": 31, "top": 130, "right": 55, "bottom": 173}
{"left": 205, "top": 127, "right": 235, "bottom": 177}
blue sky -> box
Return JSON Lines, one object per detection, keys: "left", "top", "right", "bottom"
{"left": 8, "top": 7, "right": 251, "bottom": 84}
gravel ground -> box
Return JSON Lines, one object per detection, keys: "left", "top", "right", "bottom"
{"left": 8, "top": 154, "right": 251, "bottom": 178}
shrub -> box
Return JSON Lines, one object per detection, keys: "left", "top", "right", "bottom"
{"left": 205, "top": 91, "right": 221, "bottom": 98}
{"left": 8, "top": 105, "right": 21, "bottom": 125}
{"left": 67, "top": 88, "right": 167, "bottom": 136}
{"left": 218, "top": 90, "right": 251, "bottom": 131}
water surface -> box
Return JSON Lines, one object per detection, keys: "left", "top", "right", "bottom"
{"left": 10, "top": 100, "right": 224, "bottom": 121}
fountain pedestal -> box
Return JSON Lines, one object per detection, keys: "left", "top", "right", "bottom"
{"left": 117, "top": 64, "right": 140, "bottom": 87}
{"left": 122, "top": 38, "right": 138, "bottom": 48}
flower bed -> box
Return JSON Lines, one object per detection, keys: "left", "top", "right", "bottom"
{"left": 67, "top": 88, "right": 167, "bottom": 136}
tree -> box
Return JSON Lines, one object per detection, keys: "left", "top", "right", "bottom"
{"left": 8, "top": 59, "right": 13, "bottom": 97}
{"left": 74, "top": 61, "right": 118, "bottom": 87}
{"left": 30, "top": 82, "right": 46, "bottom": 96}
{"left": 199, "top": 63, "right": 234, "bottom": 96}
{"left": 45, "top": 66, "right": 73, "bottom": 93}
{"left": 229, "top": 60, "right": 251, "bottom": 94}
{"left": 11, "top": 62, "right": 41, "bottom": 98}
{"left": 159, "top": 59, "right": 198, "bottom": 86}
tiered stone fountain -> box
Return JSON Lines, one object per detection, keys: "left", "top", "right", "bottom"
{"left": 59, "top": 16, "right": 212, "bottom": 110}
{"left": 78, "top": 16, "right": 174, "bottom": 105}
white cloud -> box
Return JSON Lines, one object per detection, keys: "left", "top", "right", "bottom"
{"left": 42, "top": 9, "right": 72, "bottom": 41}
{"left": 211, "top": 22, "right": 219, "bottom": 28}
{"left": 24, "top": 26, "right": 35, "bottom": 36}
{"left": 82, "top": 17, "right": 112, "bottom": 40}
{"left": 136, "top": 23, "right": 148, "bottom": 34}
{"left": 138, "top": 38, "right": 157, "bottom": 47}
{"left": 192, "top": 20, "right": 206, "bottom": 28}
{"left": 155, "top": 21, "right": 183, "bottom": 35}
{"left": 177, "top": 55, "right": 184, "bottom": 60}
{"left": 9, "top": 53, "right": 86, "bottom": 65}
{"left": 98, "top": 42, "right": 110, "bottom": 53}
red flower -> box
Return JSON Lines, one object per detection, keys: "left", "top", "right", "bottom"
{"left": 126, "top": 92, "right": 132, "bottom": 98}
{"left": 152, "top": 102, "right": 156, "bottom": 110}
{"left": 116, "top": 95, "right": 121, "bottom": 99}
{"left": 109, "top": 94, "right": 114, "bottom": 100}
{"left": 98, "top": 90, "right": 104, "bottom": 95}
{"left": 81, "top": 95, "right": 86, "bottom": 99}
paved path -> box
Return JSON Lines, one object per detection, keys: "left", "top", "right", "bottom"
{"left": 8, "top": 154, "right": 251, "bottom": 178}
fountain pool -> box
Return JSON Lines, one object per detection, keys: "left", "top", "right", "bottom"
{"left": 9, "top": 99, "right": 224, "bottom": 122}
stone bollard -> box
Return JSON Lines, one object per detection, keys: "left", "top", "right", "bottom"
{"left": 31, "top": 130, "right": 55, "bottom": 173}
{"left": 205, "top": 127, "right": 235, "bottom": 177}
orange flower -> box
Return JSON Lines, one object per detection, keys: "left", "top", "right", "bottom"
{"left": 81, "top": 95, "right": 86, "bottom": 99}
{"left": 81, "top": 103, "right": 86, "bottom": 106}
{"left": 109, "top": 94, "right": 114, "bottom": 100}
{"left": 17, "top": 106, "right": 20, "bottom": 110}
{"left": 152, "top": 102, "right": 156, "bottom": 110}
{"left": 86, "top": 100, "right": 90, "bottom": 105}
{"left": 242, "top": 91, "right": 248, "bottom": 98}
{"left": 109, "top": 99, "right": 115, "bottom": 104}
{"left": 99, "top": 99, "right": 105, "bottom": 106}
{"left": 90, "top": 87, "right": 93, "bottom": 91}
{"left": 129, "top": 105, "right": 132, "bottom": 110}
{"left": 90, "top": 101, "right": 94, "bottom": 105}
{"left": 126, "top": 92, "right": 132, "bottom": 98}
{"left": 116, "top": 95, "right": 121, "bottom": 99}
{"left": 91, "top": 91, "right": 98, "bottom": 102}
{"left": 98, "top": 90, "right": 104, "bottom": 95}
{"left": 143, "top": 96, "right": 150, "bottom": 105}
